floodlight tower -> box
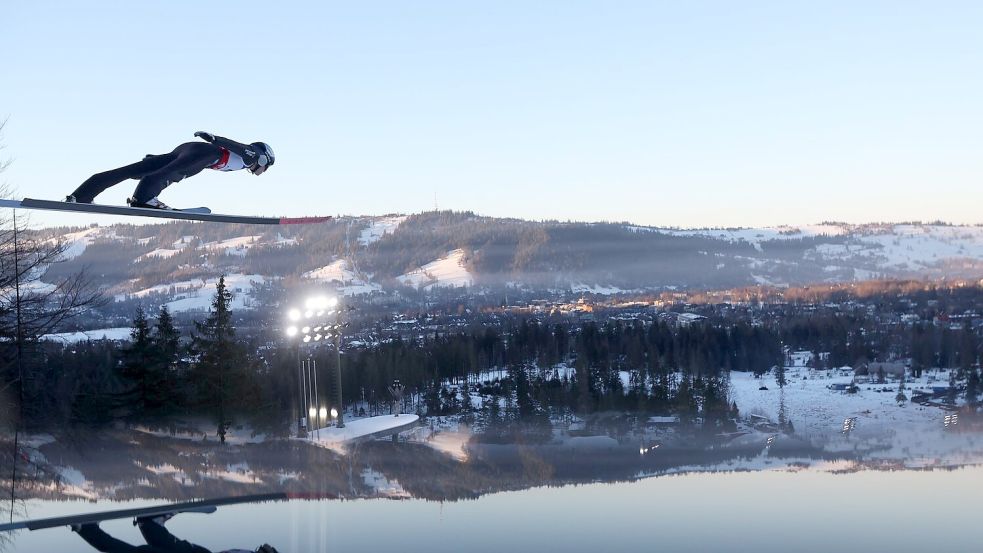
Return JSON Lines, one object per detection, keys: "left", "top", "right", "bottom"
{"left": 284, "top": 295, "right": 343, "bottom": 435}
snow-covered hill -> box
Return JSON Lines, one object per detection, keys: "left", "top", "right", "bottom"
{"left": 34, "top": 215, "right": 983, "bottom": 311}
{"left": 398, "top": 249, "right": 473, "bottom": 290}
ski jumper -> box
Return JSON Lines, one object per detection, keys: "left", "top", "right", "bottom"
{"left": 70, "top": 135, "right": 263, "bottom": 204}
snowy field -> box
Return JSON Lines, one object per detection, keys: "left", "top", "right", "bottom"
{"left": 303, "top": 258, "right": 381, "bottom": 295}
{"left": 201, "top": 235, "right": 263, "bottom": 257}
{"left": 307, "top": 414, "right": 420, "bottom": 449}
{"left": 358, "top": 215, "right": 407, "bottom": 246}
{"left": 725, "top": 364, "right": 981, "bottom": 471}
{"left": 659, "top": 224, "right": 850, "bottom": 250}
{"left": 51, "top": 226, "right": 114, "bottom": 261}
{"left": 42, "top": 327, "right": 133, "bottom": 343}
{"left": 398, "top": 249, "right": 472, "bottom": 289}
{"left": 120, "top": 274, "right": 266, "bottom": 312}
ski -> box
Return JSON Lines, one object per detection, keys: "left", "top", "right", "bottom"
{"left": 0, "top": 199, "right": 331, "bottom": 225}
{"left": 0, "top": 493, "right": 289, "bottom": 532}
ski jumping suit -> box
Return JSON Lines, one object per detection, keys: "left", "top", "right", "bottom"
{"left": 69, "top": 134, "right": 262, "bottom": 204}
{"left": 76, "top": 520, "right": 252, "bottom": 553}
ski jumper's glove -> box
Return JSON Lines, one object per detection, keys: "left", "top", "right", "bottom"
{"left": 194, "top": 131, "right": 216, "bottom": 143}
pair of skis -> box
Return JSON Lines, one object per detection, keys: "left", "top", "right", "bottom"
{"left": 0, "top": 198, "right": 331, "bottom": 226}
{"left": 0, "top": 492, "right": 337, "bottom": 532}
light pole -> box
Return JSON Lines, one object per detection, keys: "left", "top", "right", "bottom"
{"left": 284, "top": 295, "right": 342, "bottom": 436}
{"left": 333, "top": 301, "right": 345, "bottom": 428}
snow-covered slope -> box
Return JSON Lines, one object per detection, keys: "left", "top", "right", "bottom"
{"left": 121, "top": 274, "right": 267, "bottom": 312}
{"left": 398, "top": 249, "right": 473, "bottom": 290}
{"left": 51, "top": 226, "right": 118, "bottom": 260}
{"left": 359, "top": 215, "right": 406, "bottom": 246}
{"left": 303, "top": 259, "right": 381, "bottom": 295}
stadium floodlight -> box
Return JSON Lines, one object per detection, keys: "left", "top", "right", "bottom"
{"left": 306, "top": 296, "right": 333, "bottom": 311}
{"left": 330, "top": 408, "right": 338, "bottom": 419}
{"left": 286, "top": 326, "right": 298, "bottom": 337}
{"left": 303, "top": 335, "right": 311, "bottom": 343}
{"left": 302, "top": 326, "right": 311, "bottom": 334}
{"left": 314, "top": 334, "right": 322, "bottom": 341}
{"left": 327, "top": 297, "right": 338, "bottom": 308}
{"left": 309, "top": 407, "right": 317, "bottom": 420}
{"left": 304, "top": 310, "right": 314, "bottom": 319}
{"left": 288, "top": 309, "right": 301, "bottom": 322}
{"left": 313, "top": 326, "right": 322, "bottom": 332}
{"left": 319, "top": 407, "right": 328, "bottom": 423}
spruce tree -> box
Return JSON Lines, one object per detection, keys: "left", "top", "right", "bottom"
{"left": 191, "top": 276, "right": 254, "bottom": 442}
{"left": 151, "top": 305, "right": 182, "bottom": 412}
{"left": 895, "top": 373, "right": 907, "bottom": 406}
{"left": 966, "top": 369, "right": 980, "bottom": 406}
{"left": 120, "top": 308, "right": 162, "bottom": 416}
{"left": 775, "top": 364, "right": 787, "bottom": 389}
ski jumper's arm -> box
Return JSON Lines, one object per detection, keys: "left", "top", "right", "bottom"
{"left": 194, "top": 132, "right": 261, "bottom": 166}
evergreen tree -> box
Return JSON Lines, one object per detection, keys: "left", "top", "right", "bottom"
{"left": 946, "top": 371, "right": 958, "bottom": 404}
{"left": 774, "top": 364, "right": 787, "bottom": 389}
{"left": 191, "top": 276, "right": 256, "bottom": 442}
{"left": 966, "top": 369, "right": 980, "bottom": 406}
{"left": 119, "top": 308, "right": 165, "bottom": 415}
{"left": 895, "top": 373, "right": 907, "bottom": 406}
{"left": 151, "top": 305, "right": 182, "bottom": 412}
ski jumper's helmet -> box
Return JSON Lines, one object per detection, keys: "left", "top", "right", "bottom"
{"left": 249, "top": 142, "right": 275, "bottom": 175}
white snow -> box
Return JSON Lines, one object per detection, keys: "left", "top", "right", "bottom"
{"left": 662, "top": 224, "right": 849, "bottom": 249}
{"left": 358, "top": 215, "right": 406, "bottom": 246}
{"left": 303, "top": 259, "right": 381, "bottom": 296}
{"left": 361, "top": 468, "right": 411, "bottom": 498}
{"left": 304, "top": 259, "right": 353, "bottom": 282}
{"left": 398, "top": 249, "right": 472, "bottom": 289}
{"left": 728, "top": 366, "right": 952, "bottom": 437}
{"left": 42, "top": 327, "right": 134, "bottom": 343}
{"left": 163, "top": 274, "right": 266, "bottom": 313}
{"left": 124, "top": 274, "right": 266, "bottom": 312}
{"left": 135, "top": 236, "right": 195, "bottom": 262}
{"left": 51, "top": 227, "right": 115, "bottom": 261}
{"left": 129, "top": 278, "right": 209, "bottom": 299}
{"left": 274, "top": 233, "right": 298, "bottom": 246}
{"left": 307, "top": 414, "right": 420, "bottom": 447}
{"left": 136, "top": 248, "right": 183, "bottom": 261}
{"left": 571, "top": 283, "right": 629, "bottom": 295}
{"left": 201, "top": 235, "right": 262, "bottom": 257}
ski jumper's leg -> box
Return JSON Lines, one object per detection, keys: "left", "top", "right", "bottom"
{"left": 75, "top": 523, "right": 160, "bottom": 552}
{"left": 131, "top": 143, "right": 219, "bottom": 204}
{"left": 70, "top": 154, "right": 175, "bottom": 203}
{"left": 138, "top": 520, "right": 213, "bottom": 553}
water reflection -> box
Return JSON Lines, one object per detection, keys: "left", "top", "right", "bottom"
{"left": 2, "top": 410, "right": 983, "bottom": 551}
{"left": 73, "top": 516, "right": 279, "bottom": 553}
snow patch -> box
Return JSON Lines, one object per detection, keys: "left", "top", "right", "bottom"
{"left": 358, "top": 216, "right": 406, "bottom": 246}
{"left": 201, "top": 235, "right": 262, "bottom": 257}
{"left": 43, "top": 327, "right": 134, "bottom": 343}
{"left": 303, "top": 259, "right": 382, "bottom": 296}
{"left": 398, "top": 249, "right": 472, "bottom": 289}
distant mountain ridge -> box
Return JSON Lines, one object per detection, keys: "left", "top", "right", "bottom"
{"left": 35, "top": 211, "right": 983, "bottom": 311}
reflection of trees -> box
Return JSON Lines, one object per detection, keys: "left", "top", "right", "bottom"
{"left": 1, "top": 416, "right": 974, "bottom": 508}
{"left": 1, "top": 431, "right": 43, "bottom": 553}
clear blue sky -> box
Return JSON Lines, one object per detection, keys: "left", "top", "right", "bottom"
{"left": 2, "top": 1, "right": 982, "bottom": 228}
